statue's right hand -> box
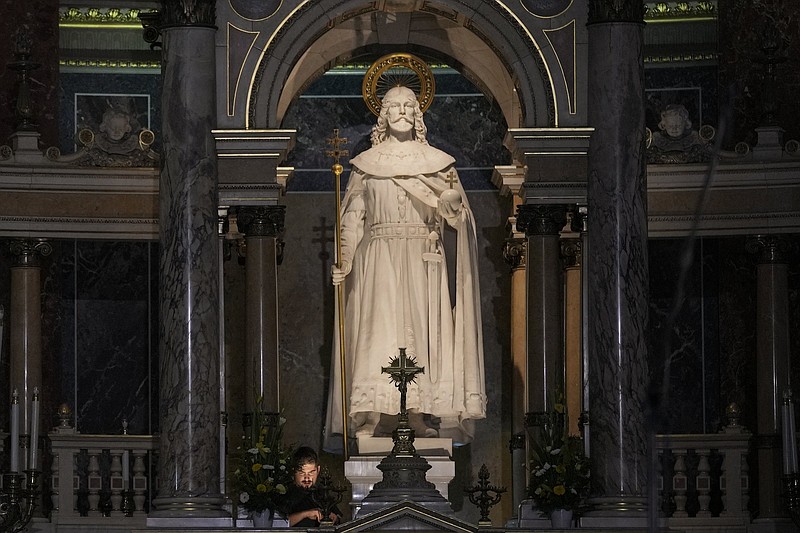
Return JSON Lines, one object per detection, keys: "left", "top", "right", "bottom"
{"left": 331, "top": 261, "right": 352, "bottom": 286}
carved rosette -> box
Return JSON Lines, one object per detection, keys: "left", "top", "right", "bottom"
{"left": 745, "top": 234, "right": 792, "bottom": 264}
{"left": 515, "top": 204, "right": 566, "bottom": 237}
{"left": 236, "top": 206, "right": 286, "bottom": 238}
{"left": 588, "top": 0, "right": 645, "bottom": 24}
{"left": 503, "top": 237, "right": 526, "bottom": 270}
{"left": 9, "top": 239, "right": 52, "bottom": 267}
{"left": 159, "top": 0, "right": 215, "bottom": 27}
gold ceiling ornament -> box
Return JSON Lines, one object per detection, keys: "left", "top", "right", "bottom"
{"left": 362, "top": 53, "right": 435, "bottom": 117}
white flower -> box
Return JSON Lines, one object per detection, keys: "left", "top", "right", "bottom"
{"left": 534, "top": 487, "right": 542, "bottom": 495}
{"left": 550, "top": 448, "right": 561, "bottom": 455}
{"left": 263, "top": 464, "right": 275, "bottom": 470}
{"left": 248, "top": 448, "right": 259, "bottom": 454}
{"left": 239, "top": 492, "right": 250, "bottom": 504}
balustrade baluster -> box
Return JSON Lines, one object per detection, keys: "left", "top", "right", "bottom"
{"left": 50, "top": 452, "right": 59, "bottom": 512}
{"left": 110, "top": 451, "right": 123, "bottom": 513}
{"left": 672, "top": 449, "right": 688, "bottom": 517}
{"left": 696, "top": 449, "right": 712, "bottom": 517}
{"left": 87, "top": 449, "right": 102, "bottom": 514}
{"left": 132, "top": 452, "right": 147, "bottom": 514}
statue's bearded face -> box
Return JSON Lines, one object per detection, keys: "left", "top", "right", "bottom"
{"left": 383, "top": 87, "right": 416, "bottom": 135}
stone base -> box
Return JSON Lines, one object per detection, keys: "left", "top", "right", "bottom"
{"left": 356, "top": 435, "right": 452, "bottom": 455}
{"left": 749, "top": 517, "right": 799, "bottom": 533}
{"left": 145, "top": 517, "right": 234, "bottom": 528}
{"left": 345, "top": 446, "right": 455, "bottom": 516}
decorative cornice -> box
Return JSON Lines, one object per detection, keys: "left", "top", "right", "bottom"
{"left": 516, "top": 204, "right": 567, "bottom": 236}
{"left": 160, "top": 0, "right": 215, "bottom": 28}
{"left": 588, "top": 0, "right": 645, "bottom": 24}
{"left": 644, "top": 1, "right": 716, "bottom": 23}
{"left": 237, "top": 206, "right": 286, "bottom": 237}
{"left": 59, "top": 6, "right": 152, "bottom": 26}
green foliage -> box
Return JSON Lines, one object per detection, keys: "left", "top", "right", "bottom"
{"left": 528, "top": 401, "right": 590, "bottom": 516}
{"left": 231, "top": 405, "right": 295, "bottom": 513}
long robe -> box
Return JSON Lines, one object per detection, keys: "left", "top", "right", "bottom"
{"left": 324, "top": 139, "right": 486, "bottom": 452}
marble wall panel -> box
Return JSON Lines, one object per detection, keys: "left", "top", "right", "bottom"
{"left": 58, "top": 73, "right": 162, "bottom": 154}
{"left": 645, "top": 65, "right": 718, "bottom": 133}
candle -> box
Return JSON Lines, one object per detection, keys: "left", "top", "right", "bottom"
{"left": 122, "top": 450, "right": 130, "bottom": 485}
{"left": 29, "top": 388, "right": 40, "bottom": 470}
{"left": 783, "top": 395, "right": 792, "bottom": 475}
{"left": 10, "top": 389, "right": 19, "bottom": 472}
{"left": 789, "top": 394, "right": 799, "bottom": 474}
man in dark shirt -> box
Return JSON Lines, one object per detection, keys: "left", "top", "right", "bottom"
{"left": 284, "top": 447, "right": 341, "bottom": 527}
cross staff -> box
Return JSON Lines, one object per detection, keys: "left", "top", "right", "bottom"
{"left": 326, "top": 128, "right": 350, "bottom": 459}
{"left": 444, "top": 170, "right": 458, "bottom": 189}
{"left": 382, "top": 348, "right": 424, "bottom": 417}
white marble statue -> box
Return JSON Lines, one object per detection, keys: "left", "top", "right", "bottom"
{"left": 324, "top": 86, "right": 486, "bottom": 451}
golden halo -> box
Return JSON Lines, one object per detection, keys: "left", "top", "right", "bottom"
{"left": 362, "top": 53, "right": 436, "bottom": 117}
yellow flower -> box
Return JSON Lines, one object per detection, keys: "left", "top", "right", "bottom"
{"left": 554, "top": 403, "right": 565, "bottom": 413}
{"left": 554, "top": 485, "right": 566, "bottom": 496}
{"left": 556, "top": 464, "right": 566, "bottom": 474}
{"left": 252, "top": 463, "right": 262, "bottom": 472}
{"left": 256, "top": 484, "right": 267, "bottom": 492}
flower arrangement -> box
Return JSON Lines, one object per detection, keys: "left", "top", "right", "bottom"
{"left": 231, "top": 405, "right": 295, "bottom": 514}
{"left": 528, "top": 400, "right": 590, "bottom": 516}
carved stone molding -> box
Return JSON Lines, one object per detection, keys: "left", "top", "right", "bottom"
{"left": 561, "top": 238, "right": 582, "bottom": 268}
{"left": 745, "top": 234, "right": 792, "bottom": 264}
{"left": 9, "top": 239, "right": 52, "bottom": 267}
{"left": 516, "top": 204, "right": 566, "bottom": 236}
{"left": 503, "top": 237, "right": 526, "bottom": 270}
{"left": 237, "top": 205, "right": 286, "bottom": 238}
{"left": 588, "top": 0, "right": 645, "bottom": 24}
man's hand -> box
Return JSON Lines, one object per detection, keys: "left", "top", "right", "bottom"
{"left": 331, "top": 261, "right": 352, "bottom": 286}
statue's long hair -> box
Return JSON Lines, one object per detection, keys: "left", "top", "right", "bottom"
{"left": 370, "top": 92, "right": 428, "bottom": 147}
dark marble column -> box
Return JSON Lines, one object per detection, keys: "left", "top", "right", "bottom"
{"left": 585, "top": 0, "right": 649, "bottom": 520}
{"left": 151, "top": 0, "right": 225, "bottom": 519}
{"left": 8, "top": 239, "right": 51, "bottom": 471}
{"left": 516, "top": 204, "right": 566, "bottom": 415}
{"left": 237, "top": 206, "right": 286, "bottom": 413}
{"left": 746, "top": 235, "right": 791, "bottom": 519}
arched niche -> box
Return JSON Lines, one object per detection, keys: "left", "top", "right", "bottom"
{"left": 246, "top": 1, "right": 555, "bottom": 130}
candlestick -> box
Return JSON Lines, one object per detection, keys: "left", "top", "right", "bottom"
{"left": 10, "top": 389, "right": 20, "bottom": 472}
{"left": 29, "top": 387, "right": 40, "bottom": 470}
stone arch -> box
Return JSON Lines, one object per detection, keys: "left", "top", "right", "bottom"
{"left": 247, "top": 0, "right": 555, "bottom": 130}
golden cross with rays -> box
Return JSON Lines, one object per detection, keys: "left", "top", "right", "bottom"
{"left": 325, "top": 128, "right": 349, "bottom": 165}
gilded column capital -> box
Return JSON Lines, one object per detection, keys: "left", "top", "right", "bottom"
{"left": 237, "top": 206, "right": 286, "bottom": 238}
{"left": 503, "top": 237, "right": 527, "bottom": 270}
{"left": 516, "top": 204, "right": 566, "bottom": 237}
{"left": 561, "top": 238, "right": 582, "bottom": 268}
{"left": 588, "top": 0, "right": 645, "bottom": 24}
{"left": 160, "top": 0, "right": 215, "bottom": 27}
{"left": 9, "top": 239, "right": 52, "bottom": 267}
{"left": 745, "top": 234, "right": 792, "bottom": 264}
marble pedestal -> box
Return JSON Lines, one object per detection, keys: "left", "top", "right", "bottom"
{"left": 345, "top": 437, "right": 455, "bottom": 516}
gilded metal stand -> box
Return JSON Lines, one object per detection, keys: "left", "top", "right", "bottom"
{"left": 0, "top": 470, "right": 40, "bottom": 533}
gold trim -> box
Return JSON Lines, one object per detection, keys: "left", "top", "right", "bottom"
{"left": 494, "top": 1, "right": 558, "bottom": 126}
{"left": 245, "top": 1, "right": 311, "bottom": 128}
{"left": 519, "top": 0, "right": 574, "bottom": 19}
{"left": 543, "top": 19, "right": 577, "bottom": 115}
{"left": 362, "top": 53, "right": 435, "bottom": 117}
{"left": 227, "top": 24, "right": 261, "bottom": 117}
{"left": 228, "top": 0, "right": 283, "bottom": 22}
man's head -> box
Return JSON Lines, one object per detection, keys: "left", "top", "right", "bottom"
{"left": 292, "top": 446, "right": 320, "bottom": 489}
{"left": 371, "top": 86, "right": 428, "bottom": 146}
